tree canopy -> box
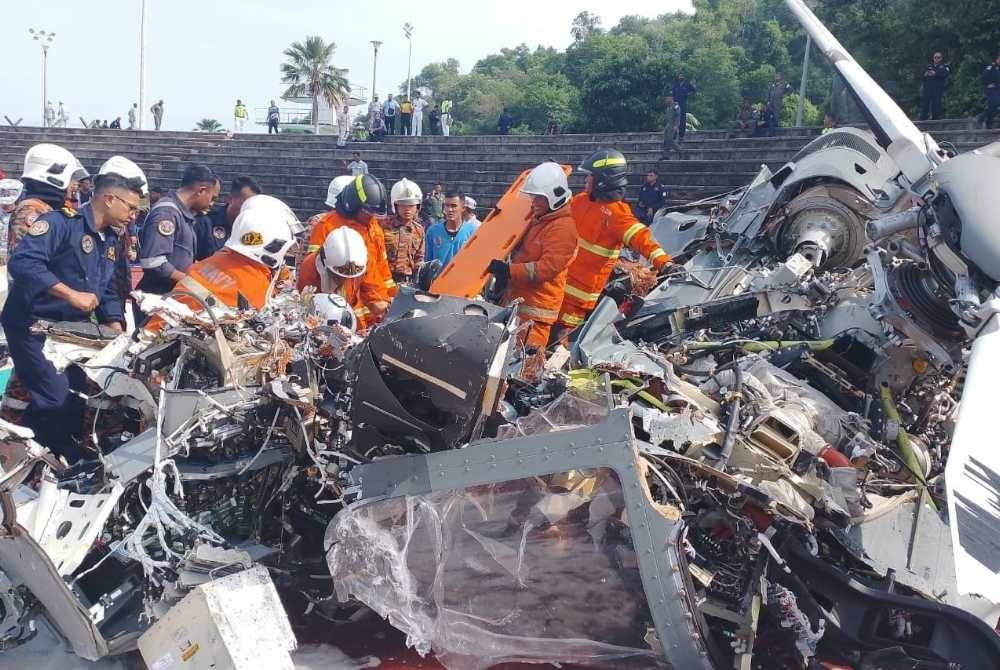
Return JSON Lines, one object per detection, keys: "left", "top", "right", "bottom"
{"left": 281, "top": 36, "right": 350, "bottom": 134}
{"left": 400, "top": 1, "right": 1000, "bottom": 135}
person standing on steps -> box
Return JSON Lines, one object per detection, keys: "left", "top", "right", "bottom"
{"left": 151, "top": 99, "right": 164, "bottom": 130}
{"left": 765, "top": 73, "right": 791, "bottom": 131}
{"left": 634, "top": 169, "right": 668, "bottom": 224}
{"left": 382, "top": 94, "right": 398, "bottom": 135}
{"left": 267, "top": 100, "right": 281, "bottom": 134}
{"left": 671, "top": 74, "right": 697, "bottom": 141}
{"left": 128, "top": 103, "right": 138, "bottom": 129}
{"left": 412, "top": 92, "right": 426, "bottom": 136}
{"left": 429, "top": 104, "right": 441, "bottom": 135}
{"left": 497, "top": 108, "right": 514, "bottom": 135}
{"left": 234, "top": 99, "right": 249, "bottom": 133}
{"left": 920, "top": 51, "right": 951, "bottom": 121}
{"left": 440, "top": 99, "right": 453, "bottom": 136}
{"left": 399, "top": 96, "right": 413, "bottom": 136}
{"left": 660, "top": 95, "right": 682, "bottom": 159}
{"left": 978, "top": 50, "right": 1000, "bottom": 129}
{"left": 345, "top": 152, "right": 369, "bottom": 176}
{"left": 337, "top": 105, "right": 351, "bottom": 147}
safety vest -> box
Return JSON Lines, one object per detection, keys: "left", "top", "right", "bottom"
{"left": 235, "top": 104, "right": 248, "bottom": 119}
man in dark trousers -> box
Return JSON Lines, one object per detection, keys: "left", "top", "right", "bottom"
{"left": 979, "top": 50, "right": 1000, "bottom": 129}
{"left": 920, "top": 52, "right": 951, "bottom": 120}
{"left": 633, "top": 170, "right": 669, "bottom": 224}
{"left": 497, "top": 108, "right": 514, "bottom": 135}
{"left": 671, "top": 74, "right": 697, "bottom": 141}
{"left": 660, "top": 95, "right": 682, "bottom": 159}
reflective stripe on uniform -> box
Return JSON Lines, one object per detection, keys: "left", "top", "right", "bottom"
{"left": 622, "top": 223, "right": 645, "bottom": 246}
{"left": 518, "top": 304, "right": 558, "bottom": 321}
{"left": 650, "top": 248, "right": 668, "bottom": 261}
{"left": 384, "top": 278, "right": 397, "bottom": 289}
{"left": 558, "top": 312, "right": 586, "bottom": 326}
{"left": 564, "top": 283, "right": 602, "bottom": 303}
{"left": 1, "top": 396, "right": 29, "bottom": 411}
{"left": 355, "top": 306, "right": 370, "bottom": 316}
{"left": 307, "top": 243, "right": 321, "bottom": 253}
{"left": 139, "top": 255, "right": 168, "bottom": 269}
{"left": 354, "top": 176, "right": 367, "bottom": 203}
{"left": 578, "top": 238, "right": 621, "bottom": 259}
{"left": 525, "top": 262, "right": 536, "bottom": 282}
{"left": 592, "top": 157, "right": 626, "bottom": 168}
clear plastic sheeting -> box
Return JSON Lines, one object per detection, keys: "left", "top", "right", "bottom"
{"left": 496, "top": 392, "right": 609, "bottom": 440}
{"left": 326, "top": 468, "right": 663, "bottom": 670}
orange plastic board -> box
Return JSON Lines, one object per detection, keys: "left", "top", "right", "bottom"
{"left": 429, "top": 165, "right": 573, "bottom": 298}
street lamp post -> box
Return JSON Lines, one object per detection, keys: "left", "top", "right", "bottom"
{"left": 403, "top": 23, "right": 413, "bottom": 100}
{"left": 370, "top": 40, "right": 383, "bottom": 106}
{"left": 795, "top": 34, "right": 812, "bottom": 127}
{"left": 139, "top": 0, "right": 149, "bottom": 130}
{"left": 28, "top": 29, "right": 55, "bottom": 127}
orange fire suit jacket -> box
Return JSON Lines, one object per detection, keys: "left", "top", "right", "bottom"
{"left": 556, "top": 193, "right": 671, "bottom": 328}
{"left": 502, "top": 206, "right": 578, "bottom": 348}
{"left": 307, "top": 210, "right": 395, "bottom": 309}
{"left": 144, "top": 248, "right": 275, "bottom": 331}
{"left": 297, "top": 250, "right": 370, "bottom": 331}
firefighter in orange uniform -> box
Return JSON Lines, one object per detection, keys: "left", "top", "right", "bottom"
{"left": 555, "top": 148, "right": 672, "bottom": 336}
{"left": 306, "top": 175, "right": 394, "bottom": 318}
{"left": 297, "top": 227, "right": 373, "bottom": 331}
{"left": 487, "top": 162, "right": 578, "bottom": 350}
{"left": 147, "top": 195, "right": 301, "bottom": 327}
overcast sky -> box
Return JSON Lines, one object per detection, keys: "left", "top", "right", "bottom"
{"left": 1, "top": 0, "right": 692, "bottom": 132}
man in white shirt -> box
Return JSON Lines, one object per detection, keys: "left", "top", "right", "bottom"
{"left": 336, "top": 105, "right": 351, "bottom": 147}
{"left": 412, "top": 94, "right": 426, "bottom": 136}
{"left": 462, "top": 196, "right": 481, "bottom": 228}
{"left": 344, "top": 152, "right": 368, "bottom": 176}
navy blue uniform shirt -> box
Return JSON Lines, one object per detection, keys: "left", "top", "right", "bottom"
{"left": 136, "top": 191, "right": 196, "bottom": 294}
{"left": 1, "top": 204, "right": 123, "bottom": 328}
{"left": 193, "top": 205, "right": 230, "bottom": 261}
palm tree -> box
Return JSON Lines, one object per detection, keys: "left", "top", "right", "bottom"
{"left": 194, "top": 118, "right": 223, "bottom": 132}
{"left": 281, "top": 36, "right": 350, "bottom": 135}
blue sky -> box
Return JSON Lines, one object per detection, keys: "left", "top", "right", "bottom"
{"left": 1, "top": 0, "right": 692, "bottom": 132}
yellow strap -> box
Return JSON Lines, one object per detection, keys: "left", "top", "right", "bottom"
{"left": 518, "top": 304, "right": 558, "bottom": 321}
{"left": 559, "top": 313, "right": 587, "bottom": 326}
{"left": 592, "top": 157, "right": 626, "bottom": 168}
{"left": 354, "top": 175, "right": 367, "bottom": 203}
{"left": 355, "top": 307, "right": 370, "bottom": 316}
{"left": 622, "top": 223, "right": 645, "bottom": 246}
{"left": 384, "top": 279, "right": 396, "bottom": 289}
{"left": 307, "top": 243, "right": 320, "bottom": 253}
{"left": 650, "top": 248, "right": 667, "bottom": 260}
{"left": 564, "top": 283, "right": 602, "bottom": 302}
{"left": 578, "top": 238, "right": 621, "bottom": 259}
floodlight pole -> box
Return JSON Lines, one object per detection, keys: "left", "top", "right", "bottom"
{"left": 29, "top": 29, "right": 55, "bottom": 127}
{"left": 796, "top": 34, "right": 812, "bottom": 127}
{"left": 370, "top": 40, "right": 383, "bottom": 105}
{"left": 139, "top": 0, "right": 149, "bottom": 130}
{"left": 403, "top": 23, "right": 413, "bottom": 99}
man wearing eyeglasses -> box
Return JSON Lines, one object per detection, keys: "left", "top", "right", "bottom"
{"left": 1, "top": 166, "right": 146, "bottom": 459}
{"left": 136, "top": 164, "right": 218, "bottom": 298}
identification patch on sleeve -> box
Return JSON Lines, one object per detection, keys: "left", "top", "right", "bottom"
{"left": 80, "top": 235, "right": 95, "bottom": 254}
{"left": 212, "top": 226, "right": 227, "bottom": 240}
{"left": 26, "top": 219, "right": 49, "bottom": 236}
{"left": 157, "top": 219, "right": 176, "bottom": 236}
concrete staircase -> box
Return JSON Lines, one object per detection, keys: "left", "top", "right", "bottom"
{"left": 0, "top": 120, "right": 996, "bottom": 219}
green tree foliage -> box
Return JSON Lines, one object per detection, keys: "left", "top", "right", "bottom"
{"left": 281, "top": 36, "right": 350, "bottom": 135}
{"left": 392, "top": 0, "right": 998, "bottom": 135}
{"left": 194, "top": 119, "right": 223, "bottom": 132}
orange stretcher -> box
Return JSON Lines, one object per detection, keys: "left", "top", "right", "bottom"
{"left": 429, "top": 164, "right": 573, "bottom": 298}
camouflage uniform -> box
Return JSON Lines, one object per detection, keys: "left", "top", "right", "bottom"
{"left": 382, "top": 215, "right": 426, "bottom": 283}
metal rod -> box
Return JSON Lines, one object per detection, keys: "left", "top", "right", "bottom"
{"left": 42, "top": 47, "right": 48, "bottom": 127}
{"left": 795, "top": 34, "right": 811, "bottom": 127}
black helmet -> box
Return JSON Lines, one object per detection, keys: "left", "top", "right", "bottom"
{"left": 578, "top": 148, "right": 629, "bottom": 192}
{"left": 336, "top": 174, "right": 389, "bottom": 216}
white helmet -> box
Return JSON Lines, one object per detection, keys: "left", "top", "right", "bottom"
{"left": 320, "top": 227, "right": 368, "bottom": 278}
{"left": 225, "top": 194, "right": 300, "bottom": 268}
{"left": 0, "top": 179, "right": 24, "bottom": 206}
{"left": 21, "top": 143, "right": 79, "bottom": 190}
{"left": 98, "top": 156, "right": 149, "bottom": 196}
{"left": 390, "top": 178, "right": 422, "bottom": 210}
{"left": 521, "top": 162, "right": 571, "bottom": 211}
{"left": 312, "top": 293, "right": 358, "bottom": 333}
{"left": 325, "top": 175, "right": 355, "bottom": 208}
{"left": 463, "top": 196, "right": 477, "bottom": 211}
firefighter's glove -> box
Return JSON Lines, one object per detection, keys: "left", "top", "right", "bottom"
{"left": 488, "top": 259, "right": 510, "bottom": 291}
